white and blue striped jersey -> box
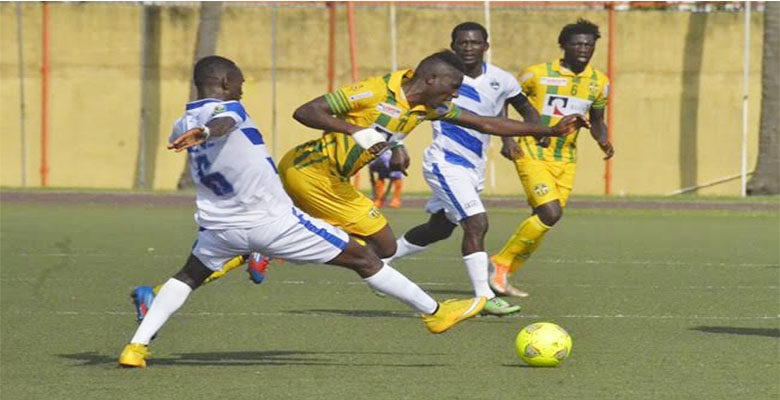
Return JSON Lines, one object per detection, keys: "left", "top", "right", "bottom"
{"left": 170, "top": 98, "right": 292, "bottom": 230}
{"left": 424, "top": 63, "right": 523, "bottom": 177}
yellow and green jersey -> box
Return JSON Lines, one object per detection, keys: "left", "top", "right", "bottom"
{"left": 517, "top": 59, "right": 609, "bottom": 162}
{"left": 290, "top": 69, "right": 461, "bottom": 178}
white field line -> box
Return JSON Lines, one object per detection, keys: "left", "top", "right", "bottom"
{"left": 1, "top": 309, "right": 778, "bottom": 321}
{"left": 5, "top": 252, "right": 780, "bottom": 269}
{"left": 0, "top": 277, "right": 777, "bottom": 291}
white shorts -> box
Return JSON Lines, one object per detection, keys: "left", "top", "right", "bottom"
{"left": 422, "top": 162, "right": 486, "bottom": 224}
{"left": 192, "top": 206, "right": 350, "bottom": 270}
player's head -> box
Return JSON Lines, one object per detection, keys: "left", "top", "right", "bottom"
{"left": 558, "top": 19, "right": 600, "bottom": 66}
{"left": 193, "top": 55, "right": 244, "bottom": 101}
{"left": 414, "top": 50, "right": 465, "bottom": 108}
{"left": 450, "top": 22, "right": 490, "bottom": 68}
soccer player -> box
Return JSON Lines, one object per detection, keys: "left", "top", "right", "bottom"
{"left": 490, "top": 19, "right": 615, "bottom": 297}
{"left": 368, "top": 150, "right": 405, "bottom": 208}
{"left": 278, "top": 50, "right": 587, "bottom": 271}
{"left": 384, "top": 22, "right": 542, "bottom": 315}
{"left": 119, "top": 56, "right": 489, "bottom": 368}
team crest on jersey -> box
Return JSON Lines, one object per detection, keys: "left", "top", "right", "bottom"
{"left": 376, "top": 102, "right": 402, "bottom": 119}
{"left": 368, "top": 206, "right": 381, "bottom": 219}
{"left": 211, "top": 104, "right": 226, "bottom": 115}
{"left": 533, "top": 183, "right": 550, "bottom": 197}
{"left": 490, "top": 79, "right": 500, "bottom": 90}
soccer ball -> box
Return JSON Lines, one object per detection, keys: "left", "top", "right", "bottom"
{"left": 515, "top": 322, "right": 572, "bottom": 367}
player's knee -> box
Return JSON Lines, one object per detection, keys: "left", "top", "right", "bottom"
{"left": 173, "top": 254, "right": 212, "bottom": 289}
{"left": 537, "top": 207, "right": 562, "bottom": 226}
{"left": 373, "top": 241, "right": 397, "bottom": 259}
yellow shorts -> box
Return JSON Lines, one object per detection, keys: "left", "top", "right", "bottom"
{"left": 278, "top": 148, "right": 388, "bottom": 238}
{"left": 513, "top": 157, "right": 577, "bottom": 209}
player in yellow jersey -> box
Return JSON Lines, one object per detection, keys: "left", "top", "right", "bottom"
{"left": 490, "top": 19, "right": 615, "bottom": 297}
{"left": 279, "top": 50, "right": 587, "bottom": 268}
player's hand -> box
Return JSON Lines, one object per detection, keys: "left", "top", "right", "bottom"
{"left": 168, "top": 127, "right": 208, "bottom": 152}
{"left": 600, "top": 141, "right": 615, "bottom": 160}
{"left": 551, "top": 114, "right": 590, "bottom": 136}
{"left": 500, "top": 139, "right": 523, "bottom": 161}
{"left": 537, "top": 136, "right": 551, "bottom": 148}
{"left": 389, "top": 146, "right": 410, "bottom": 176}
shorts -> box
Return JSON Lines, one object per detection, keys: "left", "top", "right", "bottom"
{"left": 192, "top": 206, "right": 350, "bottom": 271}
{"left": 278, "top": 148, "right": 388, "bottom": 237}
{"left": 513, "top": 157, "right": 577, "bottom": 208}
{"left": 369, "top": 151, "right": 404, "bottom": 180}
{"left": 422, "top": 161, "right": 486, "bottom": 224}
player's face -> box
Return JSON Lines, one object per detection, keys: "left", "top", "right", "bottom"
{"left": 425, "top": 70, "right": 463, "bottom": 108}
{"left": 226, "top": 69, "right": 245, "bottom": 101}
{"left": 451, "top": 30, "right": 488, "bottom": 67}
{"left": 562, "top": 34, "right": 596, "bottom": 66}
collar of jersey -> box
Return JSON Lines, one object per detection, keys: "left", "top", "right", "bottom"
{"left": 186, "top": 98, "right": 222, "bottom": 110}
{"left": 388, "top": 69, "right": 427, "bottom": 113}
{"left": 552, "top": 59, "right": 593, "bottom": 78}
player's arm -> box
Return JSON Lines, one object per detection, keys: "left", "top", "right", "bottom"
{"left": 589, "top": 107, "right": 614, "bottom": 160}
{"left": 168, "top": 117, "right": 236, "bottom": 152}
{"left": 500, "top": 93, "right": 543, "bottom": 160}
{"left": 388, "top": 144, "right": 410, "bottom": 175}
{"left": 293, "top": 96, "right": 387, "bottom": 153}
{"left": 450, "top": 110, "right": 588, "bottom": 139}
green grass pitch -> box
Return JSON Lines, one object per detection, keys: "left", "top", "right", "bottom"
{"left": 1, "top": 199, "right": 778, "bottom": 399}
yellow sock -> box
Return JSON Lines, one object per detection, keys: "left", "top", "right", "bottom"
{"left": 202, "top": 255, "right": 246, "bottom": 285}
{"left": 494, "top": 214, "right": 551, "bottom": 273}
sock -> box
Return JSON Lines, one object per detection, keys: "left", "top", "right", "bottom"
{"left": 463, "top": 251, "right": 494, "bottom": 298}
{"left": 374, "top": 180, "right": 385, "bottom": 203}
{"left": 203, "top": 254, "right": 246, "bottom": 284}
{"left": 383, "top": 235, "right": 428, "bottom": 263}
{"left": 363, "top": 264, "right": 438, "bottom": 314}
{"left": 494, "top": 214, "right": 551, "bottom": 273}
{"left": 130, "top": 278, "right": 192, "bottom": 345}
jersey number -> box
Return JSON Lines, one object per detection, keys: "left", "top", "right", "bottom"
{"left": 194, "top": 155, "right": 234, "bottom": 196}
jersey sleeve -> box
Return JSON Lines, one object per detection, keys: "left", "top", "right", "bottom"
{"left": 207, "top": 101, "right": 248, "bottom": 126}
{"left": 504, "top": 72, "right": 523, "bottom": 99}
{"left": 592, "top": 77, "right": 610, "bottom": 110}
{"left": 426, "top": 102, "right": 462, "bottom": 121}
{"left": 518, "top": 67, "right": 537, "bottom": 99}
{"left": 323, "top": 80, "right": 380, "bottom": 116}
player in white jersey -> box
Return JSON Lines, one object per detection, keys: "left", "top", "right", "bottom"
{"left": 118, "top": 56, "right": 489, "bottom": 368}
{"left": 386, "top": 23, "right": 543, "bottom": 315}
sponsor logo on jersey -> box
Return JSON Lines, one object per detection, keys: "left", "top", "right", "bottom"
{"left": 349, "top": 91, "right": 373, "bottom": 101}
{"left": 541, "top": 95, "right": 592, "bottom": 117}
{"left": 376, "top": 102, "right": 402, "bottom": 119}
{"left": 533, "top": 183, "right": 550, "bottom": 197}
{"left": 540, "top": 77, "right": 568, "bottom": 86}
{"left": 490, "top": 79, "right": 500, "bottom": 90}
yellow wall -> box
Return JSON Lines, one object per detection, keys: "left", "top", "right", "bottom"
{"left": 0, "top": 3, "right": 765, "bottom": 196}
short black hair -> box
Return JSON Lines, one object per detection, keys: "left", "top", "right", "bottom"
{"left": 558, "top": 18, "right": 601, "bottom": 47}
{"left": 193, "top": 55, "right": 238, "bottom": 90}
{"left": 417, "top": 50, "right": 466, "bottom": 74}
{"left": 451, "top": 21, "right": 488, "bottom": 42}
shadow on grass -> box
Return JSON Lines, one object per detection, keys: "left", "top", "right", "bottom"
{"left": 426, "top": 288, "right": 475, "bottom": 296}
{"left": 285, "top": 309, "right": 415, "bottom": 318}
{"left": 59, "top": 350, "right": 448, "bottom": 368}
{"left": 691, "top": 326, "right": 780, "bottom": 338}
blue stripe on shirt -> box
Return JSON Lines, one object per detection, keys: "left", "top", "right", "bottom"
{"left": 432, "top": 163, "right": 467, "bottom": 220}
{"left": 292, "top": 208, "right": 348, "bottom": 251}
{"left": 443, "top": 149, "right": 476, "bottom": 169}
{"left": 440, "top": 122, "right": 483, "bottom": 157}
{"left": 224, "top": 102, "right": 248, "bottom": 121}
{"left": 241, "top": 128, "right": 264, "bottom": 145}
{"left": 458, "top": 84, "right": 481, "bottom": 102}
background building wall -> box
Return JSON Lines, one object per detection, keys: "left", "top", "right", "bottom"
{"left": 0, "top": 2, "right": 764, "bottom": 196}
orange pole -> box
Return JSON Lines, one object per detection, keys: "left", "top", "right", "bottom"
{"left": 346, "top": 2, "right": 361, "bottom": 188}
{"left": 327, "top": 2, "right": 336, "bottom": 92}
{"left": 604, "top": 2, "right": 615, "bottom": 196}
{"left": 40, "top": 2, "right": 50, "bottom": 187}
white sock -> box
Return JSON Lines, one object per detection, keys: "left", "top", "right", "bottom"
{"left": 383, "top": 235, "right": 428, "bottom": 263}
{"left": 463, "top": 251, "right": 495, "bottom": 298}
{"left": 130, "top": 278, "right": 192, "bottom": 345}
{"left": 364, "top": 264, "right": 438, "bottom": 314}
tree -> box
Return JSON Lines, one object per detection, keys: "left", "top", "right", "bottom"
{"left": 177, "top": 2, "right": 223, "bottom": 190}
{"left": 747, "top": 2, "right": 780, "bottom": 195}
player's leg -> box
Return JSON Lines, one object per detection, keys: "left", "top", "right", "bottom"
{"left": 388, "top": 174, "right": 403, "bottom": 208}
{"left": 386, "top": 210, "right": 457, "bottom": 263}
{"left": 491, "top": 159, "right": 561, "bottom": 297}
